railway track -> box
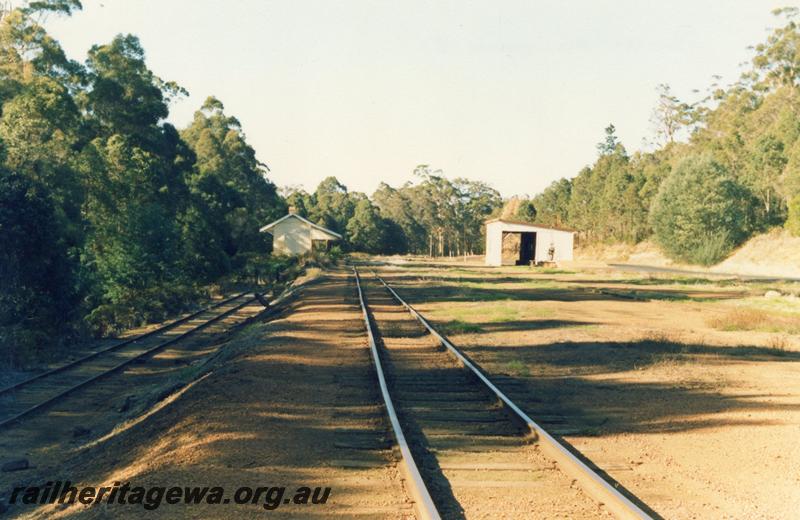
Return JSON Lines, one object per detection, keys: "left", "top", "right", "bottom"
{"left": 354, "top": 267, "right": 653, "bottom": 519}
{"left": 0, "top": 291, "right": 265, "bottom": 430}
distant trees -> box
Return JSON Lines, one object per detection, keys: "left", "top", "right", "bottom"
{"left": 376, "top": 167, "right": 501, "bottom": 256}
{"left": 788, "top": 196, "right": 800, "bottom": 236}
{"left": 531, "top": 179, "right": 571, "bottom": 227}
{"left": 290, "top": 169, "right": 502, "bottom": 256}
{"left": 514, "top": 200, "right": 537, "bottom": 222}
{"left": 346, "top": 199, "right": 387, "bottom": 254}
{"left": 651, "top": 84, "right": 694, "bottom": 145}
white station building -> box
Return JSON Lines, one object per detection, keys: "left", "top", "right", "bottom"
{"left": 260, "top": 212, "right": 341, "bottom": 256}
{"left": 485, "top": 219, "right": 575, "bottom": 267}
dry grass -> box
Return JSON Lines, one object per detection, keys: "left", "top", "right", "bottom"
{"left": 708, "top": 308, "right": 771, "bottom": 331}
{"left": 768, "top": 335, "right": 790, "bottom": 352}
{"left": 707, "top": 308, "right": 800, "bottom": 334}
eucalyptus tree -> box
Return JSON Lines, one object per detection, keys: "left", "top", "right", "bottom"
{"left": 181, "top": 96, "right": 284, "bottom": 273}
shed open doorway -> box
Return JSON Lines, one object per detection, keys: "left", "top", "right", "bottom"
{"left": 502, "top": 231, "right": 537, "bottom": 265}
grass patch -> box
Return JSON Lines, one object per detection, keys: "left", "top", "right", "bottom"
{"left": 619, "top": 276, "right": 728, "bottom": 286}
{"left": 768, "top": 335, "right": 790, "bottom": 354}
{"left": 537, "top": 268, "right": 575, "bottom": 274}
{"left": 599, "top": 289, "right": 693, "bottom": 301}
{"left": 439, "top": 319, "right": 483, "bottom": 334}
{"left": 736, "top": 295, "right": 800, "bottom": 315}
{"left": 462, "top": 279, "right": 557, "bottom": 291}
{"left": 429, "top": 301, "right": 554, "bottom": 324}
{"left": 504, "top": 359, "right": 530, "bottom": 377}
{"left": 574, "top": 324, "right": 600, "bottom": 332}
{"left": 709, "top": 309, "right": 769, "bottom": 331}
{"left": 707, "top": 308, "right": 800, "bottom": 334}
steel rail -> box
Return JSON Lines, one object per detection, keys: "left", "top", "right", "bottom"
{"left": 352, "top": 267, "right": 441, "bottom": 520}
{"left": 0, "top": 294, "right": 262, "bottom": 430}
{"left": 374, "top": 272, "right": 654, "bottom": 520}
{"left": 0, "top": 291, "right": 250, "bottom": 397}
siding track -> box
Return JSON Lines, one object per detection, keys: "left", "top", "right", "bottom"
{"left": 0, "top": 291, "right": 269, "bottom": 429}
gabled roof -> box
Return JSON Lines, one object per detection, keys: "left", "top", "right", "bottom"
{"left": 259, "top": 213, "right": 342, "bottom": 239}
{"left": 484, "top": 218, "right": 576, "bottom": 233}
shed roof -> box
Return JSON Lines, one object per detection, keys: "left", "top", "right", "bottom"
{"left": 259, "top": 213, "right": 343, "bottom": 239}
{"left": 484, "top": 218, "right": 576, "bottom": 233}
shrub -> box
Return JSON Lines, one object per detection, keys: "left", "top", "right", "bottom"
{"left": 650, "top": 154, "right": 757, "bottom": 265}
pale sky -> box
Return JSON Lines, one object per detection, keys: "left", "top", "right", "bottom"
{"left": 38, "top": 0, "right": 800, "bottom": 197}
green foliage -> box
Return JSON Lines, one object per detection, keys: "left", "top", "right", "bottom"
{"left": 0, "top": 11, "right": 286, "bottom": 351}
{"left": 181, "top": 96, "right": 285, "bottom": 273}
{"left": 566, "top": 139, "right": 651, "bottom": 243}
{"left": 522, "top": 9, "right": 800, "bottom": 258}
{"left": 309, "top": 176, "right": 355, "bottom": 234}
{"left": 22, "top": 0, "right": 83, "bottom": 16}
{"left": 650, "top": 154, "right": 757, "bottom": 265}
{"left": 85, "top": 34, "right": 186, "bottom": 140}
{"left": 651, "top": 84, "right": 695, "bottom": 144}
{"left": 753, "top": 8, "right": 800, "bottom": 89}
{"left": 531, "top": 178, "right": 571, "bottom": 227}
{"left": 0, "top": 170, "right": 77, "bottom": 363}
{"left": 515, "top": 199, "right": 537, "bottom": 222}
{"left": 440, "top": 320, "right": 483, "bottom": 334}
{"left": 346, "top": 199, "right": 386, "bottom": 253}
{"left": 596, "top": 124, "right": 623, "bottom": 156}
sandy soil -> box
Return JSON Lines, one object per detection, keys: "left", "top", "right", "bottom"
{"left": 377, "top": 263, "right": 800, "bottom": 519}
{"left": 2, "top": 272, "right": 413, "bottom": 519}
{"left": 573, "top": 228, "right": 800, "bottom": 279}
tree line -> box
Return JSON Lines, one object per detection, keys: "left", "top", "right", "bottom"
{"left": 284, "top": 165, "right": 501, "bottom": 257}
{"left": 522, "top": 8, "right": 800, "bottom": 265}
{"left": 0, "top": 2, "right": 504, "bottom": 363}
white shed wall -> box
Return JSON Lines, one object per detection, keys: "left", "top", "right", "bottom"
{"left": 273, "top": 218, "right": 312, "bottom": 255}
{"left": 534, "top": 228, "right": 574, "bottom": 262}
{"left": 485, "top": 224, "right": 504, "bottom": 266}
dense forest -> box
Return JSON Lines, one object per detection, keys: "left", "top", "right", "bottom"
{"left": 524, "top": 8, "right": 800, "bottom": 265}
{"left": 0, "top": 1, "right": 289, "bottom": 359}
